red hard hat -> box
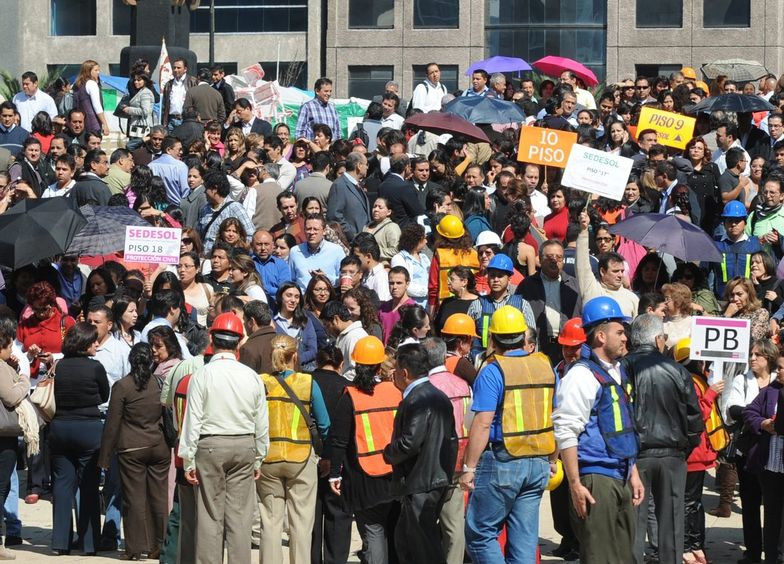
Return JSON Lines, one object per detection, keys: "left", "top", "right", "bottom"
{"left": 210, "top": 312, "right": 245, "bottom": 338}
{"left": 558, "top": 317, "right": 586, "bottom": 346}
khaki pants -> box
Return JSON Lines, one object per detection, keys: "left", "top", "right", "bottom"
{"left": 194, "top": 435, "right": 257, "bottom": 564}
{"left": 257, "top": 452, "right": 318, "bottom": 564}
{"left": 439, "top": 483, "right": 465, "bottom": 564}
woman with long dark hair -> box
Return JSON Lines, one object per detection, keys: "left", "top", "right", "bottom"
{"left": 112, "top": 296, "right": 141, "bottom": 352}
{"left": 387, "top": 304, "right": 430, "bottom": 349}
{"left": 122, "top": 72, "right": 155, "bottom": 142}
{"left": 685, "top": 136, "right": 721, "bottom": 233}
{"left": 73, "top": 59, "right": 110, "bottom": 136}
{"left": 462, "top": 187, "right": 492, "bottom": 243}
{"left": 99, "top": 342, "right": 170, "bottom": 560}
{"left": 274, "top": 282, "right": 318, "bottom": 370}
{"left": 342, "top": 287, "right": 383, "bottom": 340}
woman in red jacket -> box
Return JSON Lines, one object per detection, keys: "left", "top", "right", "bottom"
{"left": 675, "top": 339, "right": 727, "bottom": 564}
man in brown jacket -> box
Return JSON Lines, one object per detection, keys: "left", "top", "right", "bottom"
{"left": 239, "top": 300, "right": 275, "bottom": 374}
{"left": 184, "top": 68, "right": 226, "bottom": 124}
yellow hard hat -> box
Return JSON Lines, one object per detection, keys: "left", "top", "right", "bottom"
{"left": 681, "top": 66, "right": 697, "bottom": 80}
{"left": 546, "top": 459, "right": 564, "bottom": 491}
{"left": 436, "top": 214, "right": 465, "bottom": 239}
{"left": 352, "top": 336, "right": 387, "bottom": 365}
{"left": 673, "top": 337, "right": 691, "bottom": 364}
{"left": 695, "top": 80, "right": 709, "bottom": 94}
{"left": 488, "top": 305, "right": 528, "bottom": 335}
{"left": 441, "top": 313, "right": 479, "bottom": 338}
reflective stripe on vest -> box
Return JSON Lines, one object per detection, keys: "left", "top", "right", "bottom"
{"left": 172, "top": 374, "right": 193, "bottom": 470}
{"left": 429, "top": 370, "right": 472, "bottom": 472}
{"left": 495, "top": 353, "right": 556, "bottom": 457}
{"left": 478, "top": 294, "right": 526, "bottom": 349}
{"left": 345, "top": 381, "right": 402, "bottom": 477}
{"left": 262, "top": 372, "right": 313, "bottom": 464}
{"left": 437, "top": 248, "right": 480, "bottom": 301}
{"left": 692, "top": 374, "right": 730, "bottom": 453}
{"left": 720, "top": 252, "right": 751, "bottom": 283}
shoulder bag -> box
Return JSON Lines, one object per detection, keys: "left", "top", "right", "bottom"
{"left": 275, "top": 374, "right": 323, "bottom": 456}
{"left": 30, "top": 363, "right": 56, "bottom": 423}
{"left": 156, "top": 375, "right": 178, "bottom": 449}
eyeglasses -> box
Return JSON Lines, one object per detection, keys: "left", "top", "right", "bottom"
{"left": 543, "top": 254, "right": 564, "bottom": 262}
{"left": 595, "top": 236, "right": 614, "bottom": 243}
{"left": 479, "top": 249, "right": 495, "bottom": 256}
{"left": 636, "top": 85, "right": 650, "bottom": 90}
{"left": 181, "top": 238, "right": 193, "bottom": 245}
{"left": 177, "top": 263, "right": 195, "bottom": 270}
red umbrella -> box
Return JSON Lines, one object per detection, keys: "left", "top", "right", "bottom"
{"left": 404, "top": 112, "right": 491, "bottom": 144}
{"left": 533, "top": 56, "right": 599, "bottom": 87}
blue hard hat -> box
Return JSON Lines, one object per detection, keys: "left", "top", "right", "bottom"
{"left": 487, "top": 253, "right": 514, "bottom": 275}
{"left": 721, "top": 200, "right": 748, "bottom": 219}
{"left": 581, "top": 296, "right": 631, "bottom": 328}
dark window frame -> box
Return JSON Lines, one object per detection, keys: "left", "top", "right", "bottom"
{"left": 347, "top": 65, "right": 395, "bottom": 100}
{"left": 190, "top": 0, "right": 308, "bottom": 34}
{"left": 413, "top": 0, "right": 459, "bottom": 29}
{"left": 51, "top": 0, "right": 97, "bottom": 36}
{"left": 635, "top": 0, "right": 683, "bottom": 28}
{"left": 348, "top": 0, "right": 395, "bottom": 29}
{"left": 703, "top": 0, "right": 751, "bottom": 28}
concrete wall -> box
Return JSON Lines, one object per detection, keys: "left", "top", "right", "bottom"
{"left": 607, "top": 0, "right": 784, "bottom": 83}
{"left": 326, "top": 0, "right": 483, "bottom": 98}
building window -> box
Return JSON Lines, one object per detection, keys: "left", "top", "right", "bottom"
{"left": 414, "top": 0, "right": 459, "bottom": 29}
{"left": 636, "top": 0, "right": 682, "bottom": 28}
{"left": 259, "top": 61, "right": 308, "bottom": 89}
{"left": 486, "top": 0, "right": 607, "bottom": 81}
{"left": 348, "top": 0, "right": 394, "bottom": 29}
{"left": 704, "top": 0, "right": 750, "bottom": 28}
{"left": 112, "top": 0, "right": 131, "bottom": 35}
{"left": 51, "top": 0, "right": 96, "bottom": 36}
{"left": 412, "top": 65, "right": 459, "bottom": 93}
{"left": 348, "top": 66, "right": 394, "bottom": 99}
{"left": 191, "top": 0, "right": 307, "bottom": 33}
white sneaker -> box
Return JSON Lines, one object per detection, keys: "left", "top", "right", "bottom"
{"left": 0, "top": 546, "right": 15, "bottom": 560}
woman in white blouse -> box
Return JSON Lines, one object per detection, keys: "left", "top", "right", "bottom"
{"left": 72, "top": 60, "right": 110, "bottom": 137}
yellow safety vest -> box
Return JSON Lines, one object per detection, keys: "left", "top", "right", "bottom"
{"left": 720, "top": 253, "right": 750, "bottom": 283}
{"left": 436, "top": 247, "right": 480, "bottom": 301}
{"left": 262, "top": 372, "right": 313, "bottom": 464}
{"left": 495, "top": 353, "right": 556, "bottom": 458}
{"left": 692, "top": 374, "right": 730, "bottom": 453}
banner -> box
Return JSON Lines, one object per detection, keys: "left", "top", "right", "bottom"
{"left": 561, "top": 146, "right": 634, "bottom": 201}
{"left": 637, "top": 106, "right": 696, "bottom": 150}
{"left": 124, "top": 226, "right": 182, "bottom": 264}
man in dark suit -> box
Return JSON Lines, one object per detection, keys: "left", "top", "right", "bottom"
{"left": 171, "top": 109, "right": 205, "bottom": 150}
{"left": 72, "top": 149, "right": 111, "bottom": 206}
{"left": 326, "top": 152, "right": 370, "bottom": 240}
{"left": 410, "top": 156, "right": 443, "bottom": 208}
{"left": 211, "top": 65, "right": 235, "bottom": 118}
{"left": 378, "top": 154, "right": 426, "bottom": 228}
{"left": 383, "top": 343, "right": 457, "bottom": 564}
{"left": 162, "top": 58, "right": 199, "bottom": 130}
{"left": 516, "top": 239, "right": 581, "bottom": 363}
{"left": 224, "top": 98, "right": 272, "bottom": 138}
{"left": 184, "top": 68, "right": 226, "bottom": 124}
{"left": 739, "top": 111, "right": 771, "bottom": 161}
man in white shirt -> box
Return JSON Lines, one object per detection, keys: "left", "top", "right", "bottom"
{"left": 523, "top": 164, "right": 551, "bottom": 223}
{"left": 12, "top": 71, "right": 58, "bottom": 132}
{"left": 560, "top": 71, "right": 596, "bottom": 110}
{"left": 179, "top": 313, "right": 269, "bottom": 564}
{"left": 713, "top": 122, "right": 750, "bottom": 176}
{"left": 263, "top": 136, "right": 296, "bottom": 190}
{"left": 162, "top": 58, "right": 198, "bottom": 132}
{"left": 380, "top": 93, "right": 404, "bottom": 130}
{"left": 352, "top": 233, "right": 391, "bottom": 302}
{"left": 411, "top": 63, "right": 448, "bottom": 113}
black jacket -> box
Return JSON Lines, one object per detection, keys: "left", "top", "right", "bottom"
{"left": 516, "top": 271, "right": 581, "bottom": 352}
{"left": 171, "top": 118, "right": 205, "bottom": 150}
{"left": 383, "top": 381, "right": 456, "bottom": 495}
{"left": 377, "top": 174, "right": 425, "bottom": 228}
{"left": 72, "top": 173, "right": 110, "bottom": 206}
{"left": 621, "top": 345, "right": 704, "bottom": 459}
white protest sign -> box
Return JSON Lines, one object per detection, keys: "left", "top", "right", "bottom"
{"left": 561, "top": 146, "right": 634, "bottom": 201}
{"left": 689, "top": 316, "right": 751, "bottom": 363}
{"left": 124, "top": 226, "right": 182, "bottom": 264}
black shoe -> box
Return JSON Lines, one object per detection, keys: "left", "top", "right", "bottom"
{"left": 562, "top": 549, "right": 580, "bottom": 561}
{"left": 4, "top": 537, "right": 21, "bottom": 547}
{"left": 54, "top": 549, "right": 71, "bottom": 556}
{"left": 737, "top": 557, "right": 762, "bottom": 564}
{"left": 95, "top": 539, "right": 117, "bottom": 552}
{"left": 550, "top": 544, "right": 573, "bottom": 557}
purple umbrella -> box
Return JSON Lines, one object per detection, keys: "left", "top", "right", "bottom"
{"left": 466, "top": 56, "right": 532, "bottom": 76}
{"left": 608, "top": 213, "right": 722, "bottom": 263}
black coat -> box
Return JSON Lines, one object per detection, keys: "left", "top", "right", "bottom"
{"left": 72, "top": 173, "right": 110, "bottom": 206}
{"left": 621, "top": 345, "right": 704, "bottom": 459}
{"left": 378, "top": 174, "right": 425, "bottom": 228}
{"left": 516, "top": 271, "right": 581, "bottom": 352}
{"left": 171, "top": 118, "right": 205, "bottom": 150}
{"left": 383, "top": 381, "right": 456, "bottom": 496}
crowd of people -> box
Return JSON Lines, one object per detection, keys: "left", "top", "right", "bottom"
{"left": 0, "top": 56, "right": 782, "bottom": 564}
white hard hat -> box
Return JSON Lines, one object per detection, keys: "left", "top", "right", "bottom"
{"left": 475, "top": 230, "right": 503, "bottom": 248}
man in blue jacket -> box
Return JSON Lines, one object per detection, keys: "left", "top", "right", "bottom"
{"left": 710, "top": 200, "right": 763, "bottom": 297}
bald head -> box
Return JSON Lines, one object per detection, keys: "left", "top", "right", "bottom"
{"left": 252, "top": 229, "right": 274, "bottom": 259}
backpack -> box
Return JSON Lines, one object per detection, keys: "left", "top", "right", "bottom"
{"left": 349, "top": 122, "right": 369, "bottom": 146}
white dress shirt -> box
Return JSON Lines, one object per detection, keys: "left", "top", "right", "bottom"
{"left": 12, "top": 89, "right": 58, "bottom": 132}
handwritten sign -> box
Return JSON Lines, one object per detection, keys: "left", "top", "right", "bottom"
{"left": 637, "top": 106, "right": 696, "bottom": 150}
{"left": 124, "top": 226, "right": 182, "bottom": 264}
{"left": 561, "top": 146, "right": 634, "bottom": 201}
{"left": 517, "top": 126, "right": 577, "bottom": 168}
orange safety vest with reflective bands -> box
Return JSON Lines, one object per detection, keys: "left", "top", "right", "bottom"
{"left": 436, "top": 248, "right": 480, "bottom": 301}
{"left": 692, "top": 374, "right": 730, "bottom": 453}
{"left": 495, "top": 352, "right": 556, "bottom": 457}
{"left": 345, "top": 381, "right": 402, "bottom": 477}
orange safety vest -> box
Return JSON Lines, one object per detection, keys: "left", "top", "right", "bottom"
{"left": 429, "top": 369, "right": 472, "bottom": 472}
{"left": 436, "top": 247, "right": 480, "bottom": 301}
{"left": 692, "top": 374, "right": 730, "bottom": 453}
{"left": 262, "top": 372, "right": 314, "bottom": 464}
{"left": 495, "top": 353, "right": 556, "bottom": 457}
{"left": 445, "top": 354, "right": 460, "bottom": 374}
{"left": 172, "top": 373, "right": 193, "bottom": 470}
{"left": 345, "top": 381, "right": 402, "bottom": 477}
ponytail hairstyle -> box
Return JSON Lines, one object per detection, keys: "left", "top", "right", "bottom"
{"left": 270, "top": 334, "right": 298, "bottom": 372}
{"left": 129, "top": 342, "right": 155, "bottom": 392}
{"left": 353, "top": 363, "right": 381, "bottom": 395}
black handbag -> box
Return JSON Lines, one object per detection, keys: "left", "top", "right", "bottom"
{"left": 275, "top": 374, "right": 323, "bottom": 456}
{"left": 156, "top": 376, "right": 178, "bottom": 449}
{"left": 113, "top": 94, "right": 130, "bottom": 118}
{"left": 0, "top": 402, "right": 21, "bottom": 438}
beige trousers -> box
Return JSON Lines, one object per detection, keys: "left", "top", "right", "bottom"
{"left": 440, "top": 482, "right": 466, "bottom": 564}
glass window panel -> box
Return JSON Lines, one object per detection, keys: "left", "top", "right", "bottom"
{"left": 51, "top": 0, "right": 96, "bottom": 36}
{"left": 259, "top": 61, "right": 308, "bottom": 89}
{"left": 704, "top": 0, "right": 750, "bottom": 28}
{"left": 348, "top": 0, "right": 394, "bottom": 29}
{"left": 112, "top": 0, "right": 131, "bottom": 35}
{"left": 412, "top": 65, "right": 459, "bottom": 92}
{"left": 413, "top": 0, "right": 458, "bottom": 28}
{"left": 348, "top": 66, "right": 394, "bottom": 99}
{"left": 636, "top": 0, "right": 682, "bottom": 28}
{"left": 191, "top": 0, "right": 307, "bottom": 33}
{"left": 486, "top": 0, "right": 605, "bottom": 26}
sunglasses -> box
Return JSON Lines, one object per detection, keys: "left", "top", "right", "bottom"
{"left": 182, "top": 238, "right": 193, "bottom": 244}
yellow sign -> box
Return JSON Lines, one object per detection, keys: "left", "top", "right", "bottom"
{"left": 637, "top": 106, "right": 696, "bottom": 150}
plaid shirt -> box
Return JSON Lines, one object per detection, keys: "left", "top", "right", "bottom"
{"left": 295, "top": 97, "right": 342, "bottom": 140}
{"left": 197, "top": 199, "right": 255, "bottom": 254}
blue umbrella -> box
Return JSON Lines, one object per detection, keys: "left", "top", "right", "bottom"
{"left": 466, "top": 56, "right": 532, "bottom": 76}
{"left": 444, "top": 96, "right": 526, "bottom": 125}
{"left": 608, "top": 213, "right": 722, "bottom": 262}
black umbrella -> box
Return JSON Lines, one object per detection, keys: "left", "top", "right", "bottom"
{"left": 0, "top": 197, "right": 87, "bottom": 268}
{"left": 67, "top": 205, "right": 150, "bottom": 256}
{"left": 686, "top": 93, "right": 776, "bottom": 115}
{"left": 444, "top": 96, "right": 526, "bottom": 124}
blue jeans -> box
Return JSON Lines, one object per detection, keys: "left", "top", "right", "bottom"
{"left": 4, "top": 463, "right": 21, "bottom": 537}
{"left": 465, "top": 448, "right": 549, "bottom": 564}
{"left": 100, "top": 454, "right": 122, "bottom": 545}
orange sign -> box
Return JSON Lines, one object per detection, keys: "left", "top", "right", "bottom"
{"left": 517, "top": 126, "right": 578, "bottom": 168}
